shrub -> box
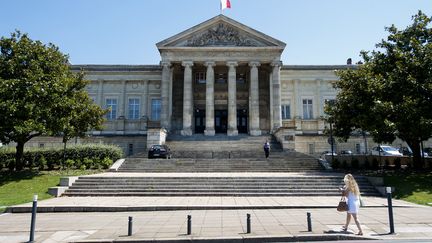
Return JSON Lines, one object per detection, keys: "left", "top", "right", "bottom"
{"left": 37, "top": 156, "right": 47, "bottom": 170}
{"left": 65, "top": 159, "right": 75, "bottom": 169}
{"left": 341, "top": 160, "right": 348, "bottom": 169}
{"left": 0, "top": 144, "right": 123, "bottom": 171}
{"left": 363, "top": 157, "right": 370, "bottom": 169}
{"left": 101, "top": 157, "right": 113, "bottom": 169}
{"left": 372, "top": 158, "right": 379, "bottom": 169}
{"left": 332, "top": 159, "right": 340, "bottom": 169}
{"left": 394, "top": 157, "right": 401, "bottom": 170}
{"left": 351, "top": 158, "right": 359, "bottom": 169}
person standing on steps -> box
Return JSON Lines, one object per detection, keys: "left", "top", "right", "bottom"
{"left": 263, "top": 140, "right": 270, "bottom": 159}
{"left": 339, "top": 173, "right": 363, "bottom": 235}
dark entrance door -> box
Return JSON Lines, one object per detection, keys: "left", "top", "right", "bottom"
{"left": 195, "top": 109, "right": 205, "bottom": 133}
{"left": 237, "top": 109, "right": 248, "bottom": 133}
{"left": 215, "top": 110, "right": 228, "bottom": 133}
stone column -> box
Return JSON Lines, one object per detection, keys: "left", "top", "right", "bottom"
{"left": 249, "top": 61, "right": 261, "bottom": 136}
{"left": 271, "top": 61, "right": 282, "bottom": 131}
{"left": 204, "top": 61, "right": 216, "bottom": 136}
{"left": 227, "top": 61, "right": 238, "bottom": 136}
{"left": 160, "top": 61, "right": 171, "bottom": 129}
{"left": 181, "top": 61, "right": 194, "bottom": 136}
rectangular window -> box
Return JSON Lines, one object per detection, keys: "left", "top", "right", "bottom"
{"left": 281, "top": 104, "right": 291, "bottom": 119}
{"left": 195, "top": 72, "right": 206, "bottom": 84}
{"left": 106, "top": 98, "right": 117, "bottom": 120}
{"left": 128, "top": 98, "right": 140, "bottom": 120}
{"left": 151, "top": 99, "right": 161, "bottom": 121}
{"left": 303, "top": 99, "right": 313, "bottom": 119}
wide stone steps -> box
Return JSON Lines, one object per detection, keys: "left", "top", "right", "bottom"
{"left": 118, "top": 156, "right": 322, "bottom": 172}
{"left": 63, "top": 175, "right": 381, "bottom": 197}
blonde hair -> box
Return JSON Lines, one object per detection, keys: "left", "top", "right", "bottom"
{"left": 344, "top": 174, "right": 360, "bottom": 196}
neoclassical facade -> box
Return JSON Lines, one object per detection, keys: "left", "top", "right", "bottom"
{"left": 28, "top": 15, "right": 370, "bottom": 155}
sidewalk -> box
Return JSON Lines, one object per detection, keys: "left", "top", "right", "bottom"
{"left": 1, "top": 196, "right": 432, "bottom": 242}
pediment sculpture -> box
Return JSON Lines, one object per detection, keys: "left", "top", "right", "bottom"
{"left": 186, "top": 23, "right": 262, "bottom": 47}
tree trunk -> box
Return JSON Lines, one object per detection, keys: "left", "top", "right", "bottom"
{"left": 63, "top": 140, "right": 67, "bottom": 169}
{"left": 15, "top": 141, "right": 25, "bottom": 171}
{"left": 407, "top": 140, "right": 422, "bottom": 169}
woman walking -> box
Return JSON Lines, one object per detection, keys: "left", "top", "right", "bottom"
{"left": 340, "top": 174, "right": 363, "bottom": 235}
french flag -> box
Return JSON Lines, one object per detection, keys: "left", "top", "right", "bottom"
{"left": 221, "top": 0, "right": 231, "bottom": 11}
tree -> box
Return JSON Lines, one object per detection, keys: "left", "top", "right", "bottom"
{"left": 328, "top": 11, "right": 432, "bottom": 169}
{"left": 0, "top": 31, "right": 106, "bottom": 170}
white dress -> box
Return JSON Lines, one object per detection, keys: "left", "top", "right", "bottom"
{"left": 347, "top": 191, "right": 360, "bottom": 214}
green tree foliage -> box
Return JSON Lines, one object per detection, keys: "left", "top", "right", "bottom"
{"left": 0, "top": 31, "right": 106, "bottom": 170}
{"left": 328, "top": 11, "right": 432, "bottom": 169}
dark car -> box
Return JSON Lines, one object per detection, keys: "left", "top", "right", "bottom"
{"left": 148, "top": 144, "right": 172, "bottom": 159}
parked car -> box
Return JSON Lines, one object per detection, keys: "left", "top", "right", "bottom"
{"left": 148, "top": 144, "right": 172, "bottom": 159}
{"left": 370, "top": 145, "right": 402, "bottom": 156}
{"left": 399, "top": 146, "right": 429, "bottom": 157}
{"left": 424, "top": 147, "right": 432, "bottom": 157}
{"left": 340, "top": 150, "right": 353, "bottom": 155}
{"left": 320, "top": 150, "right": 337, "bottom": 159}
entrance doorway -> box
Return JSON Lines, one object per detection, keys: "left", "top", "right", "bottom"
{"left": 194, "top": 109, "right": 205, "bottom": 133}
{"left": 215, "top": 110, "right": 228, "bottom": 133}
{"left": 237, "top": 109, "right": 248, "bottom": 133}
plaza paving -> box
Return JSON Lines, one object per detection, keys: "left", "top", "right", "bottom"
{"left": 1, "top": 196, "right": 432, "bottom": 242}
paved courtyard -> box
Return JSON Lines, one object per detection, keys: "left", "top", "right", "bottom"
{"left": 1, "top": 196, "right": 432, "bottom": 242}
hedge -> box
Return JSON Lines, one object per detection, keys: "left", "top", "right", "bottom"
{"left": 0, "top": 144, "right": 123, "bottom": 170}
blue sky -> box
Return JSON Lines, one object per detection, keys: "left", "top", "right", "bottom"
{"left": 0, "top": 0, "right": 431, "bottom": 65}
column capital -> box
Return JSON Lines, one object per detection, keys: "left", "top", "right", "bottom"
{"left": 160, "top": 61, "right": 171, "bottom": 68}
{"left": 248, "top": 61, "right": 261, "bottom": 67}
{"left": 204, "top": 61, "right": 216, "bottom": 67}
{"left": 271, "top": 60, "right": 283, "bottom": 67}
{"left": 226, "top": 61, "right": 238, "bottom": 67}
{"left": 182, "top": 61, "right": 194, "bottom": 67}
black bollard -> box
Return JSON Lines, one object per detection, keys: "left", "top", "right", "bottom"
{"left": 29, "top": 194, "right": 38, "bottom": 243}
{"left": 187, "top": 215, "right": 192, "bottom": 235}
{"left": 128, "top": 216, "right": 133, "bottom": 236}
{"left": 386, "top": 187, "right": 395, "bottom": 234}
{"left": 307, "top": 212, "right": 312, "bottom": 232}
{"left": 246, "top": 213, "right": 251, "bottom": 233}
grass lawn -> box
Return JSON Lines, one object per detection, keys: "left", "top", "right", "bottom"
{"left": 384, "top": 172, "right": 432, "bottom": 206}
{"left": 0, "top": 170, "right": 101, "bottom": 213}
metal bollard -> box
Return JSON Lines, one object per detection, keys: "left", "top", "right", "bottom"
{"left": 386, "top": 187, "right": 395, "bottom": 234}
{"left": 187, "top": 215, "right": 192, "bottom": 235}
{"left": 307, "top": 212, "right": 312, "bottom": 232}
{"left": 29, "top": 194, "right": 38, "bottom": 243}
{"left": 246, "top": 213, "right": 251, "bottom": 233}
{"left": 128, "top": 216, "right": 133, "bottom": 236}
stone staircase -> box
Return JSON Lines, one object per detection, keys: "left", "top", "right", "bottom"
{"left": 62, "top": 175, "right": 381, "bottom": 197}
{"left": 61, "top": 134, "right": 381, "bottom": 198}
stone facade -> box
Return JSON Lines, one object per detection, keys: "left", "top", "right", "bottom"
{"left": 21, "top": 15, "right": 432, "bottom": 155}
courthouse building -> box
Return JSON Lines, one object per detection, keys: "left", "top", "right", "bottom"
{"left": 30, "top": 15, "right": 369, "bottom": 155}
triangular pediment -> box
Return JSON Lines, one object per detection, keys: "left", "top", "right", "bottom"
{"left": 156, "top": 15, "right": 286, "bottom": 49}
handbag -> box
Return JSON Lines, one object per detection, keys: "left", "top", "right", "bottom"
{"left": 337, "top": 196, "right": 348, "bottom": 212}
